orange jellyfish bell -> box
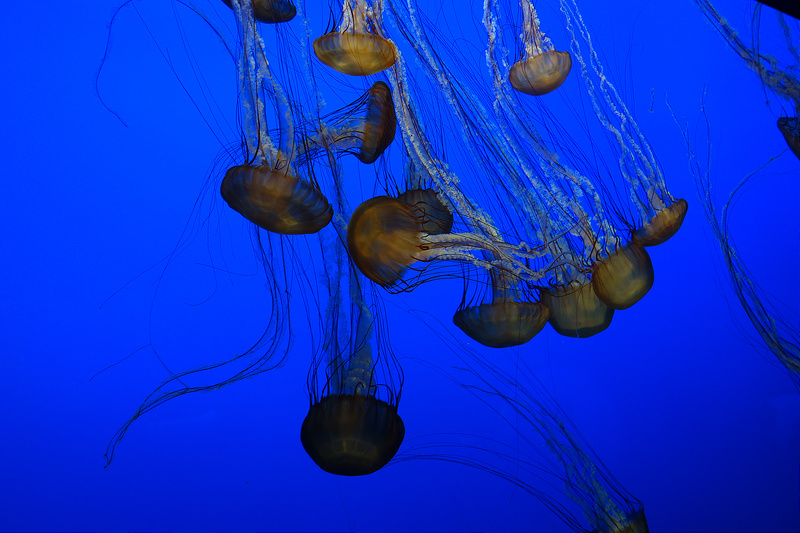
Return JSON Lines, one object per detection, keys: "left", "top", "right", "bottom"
{"left": 591, "top": 242, "right": 654, "bottom": 310}
{"left": 540, "top": 281, "right": 614, "bottom": 338}
{"left": 300, "top": 393, "right": 405, "bottom": 476}
{"left": 347, "top": 196, "right": 422, "bottom": 286}
{"left": 220, "top": 165, "right": 333, "bottom": 235}
{"left": 221, "top": 0, "right": 296, "bottom": 24}
{"left": 633, "top": 198, "right": 688, "bottom": 247}
{"left": 509, "top": 50, "right": 572, "bottom": 96}
{"left": 314, "top": 0, "right": 397, "bottom": 76}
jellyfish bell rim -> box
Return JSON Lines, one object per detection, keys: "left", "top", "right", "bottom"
{"left": 313, "top": 32, "right": 398, "bottom": 76}
{"left": 300, "top": 393, "right": 405, "bottom": 476}
{"left": 220, "top": 164, "right": 333, "bottom": 235}
{"left": 508, "top": 50, "right": 572, "bottom": 96}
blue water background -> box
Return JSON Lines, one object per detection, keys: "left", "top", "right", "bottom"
{"left": 0, "top": 0, "right": 798, "bottom": 531}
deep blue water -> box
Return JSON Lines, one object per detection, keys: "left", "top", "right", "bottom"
{"left": 1, "top": 1, "right": 798, "bottom": 531}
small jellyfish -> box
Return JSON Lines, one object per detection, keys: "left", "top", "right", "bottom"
{"left": 453, "top": 266, "right": 550, "bottom": 348}
{"left": 508, "top": 0, "right": 572, "bottom": 95}
{"left": 314, "top": 0, "right": 397, "bottom": 76}
{"left": 591, "top": 242, "right": 654, "bottom": 310}
{"left": 221, "top": 0, "right": 296, "bottom": 23}
{"left": 777, "top": 116, "right": 800, "bottom": 160}
{"left": 220, "top": 165, "right": 333, "bottom": 234}
{"left": 540, "top": 280, "right": 614, "bottom": 338}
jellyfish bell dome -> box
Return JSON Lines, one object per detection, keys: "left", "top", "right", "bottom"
{"left": 632, "top": 198, "right": 689, "bottom": 247}
{"left": 453, "top": 300, "right": 551, "bottom": 348}
{"left": 396, "top": 188, "right": 453, "bottom": 235}
{"left": 220, "top": 165, "right": 333, "bottom": 235}
{"left": 777, "top": 116, "right": 800, "bottom": 160}
{"left": 300, "top": 393, "right": 405, "bottom": 476}
{"left": 591, "top": 242, "right": 654, "bottom": 310}
{"left": 540, "top": 280, "right": 614, "bottom": 338}
{"left": 347, "top": 195, "right": 423, "bottom": 287}
{"left": 314, "top": 32, "right": 397, "bottom": 76}
{"left": 221, "top": 0, "right": 296, "bottom": 24}
{"left": 509, "top": 50, "right": 572, "bottom": 96}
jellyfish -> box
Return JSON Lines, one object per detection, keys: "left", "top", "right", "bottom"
{"left": 300, "top": 252, "right": 405, "bottom": 476}
{"left": 220, "top": 0, "right": 334, "bottom": 235}
{"left": 555, "top": 0, "right": 689, "bottom": 246}
{"left": 508, "top": 0, "right": 572, "bottom": 96}
{"left": 453, "top": 265, "right": 550, "bottom": 348}
{"left": 695, "top": 0, "right": 800, "bottom": 160}
{"left": 346, "top": 194, "right": 550, "bottom": 292}
{"left": 221, "top": 0, "right": 297, "bottom": 23}
{"left": 220, "top": 165, "right": 333, "bottom": 234}
{"left": 314, "top": 0, "right": 397, "bottom": 76}
{"left": 303, "top": 81, "right": 397, "bottom": 164}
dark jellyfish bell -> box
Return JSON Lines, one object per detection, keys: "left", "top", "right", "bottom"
{"left": 220, "top": 165, "right": 333, "bottom": 235}
{"left": 508, "top": 50, "right": 572, "bottom": 96}
{"left": 300, "top": 394, "right": 405, "bottom": 476}
{"left": 778, "top": 117, "right": 800, "bottom": 160}
{"left": 453, "top": 301, "right": 551, "bottom": 348}
{"left": 221, "top": 0, "right": 296, "bottom": 24}
{"left": 356, "top": 81, "right": 397, "bottom": 164}
{"left": 347, "top": 196, "right": 423, "bottom": 287}
{"left": 314, "top": 32, "right": 397, "bottom": 76}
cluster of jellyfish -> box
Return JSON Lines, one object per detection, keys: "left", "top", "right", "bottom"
{"left": 101, "top": 0, "right": 720, "bottom": 531}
